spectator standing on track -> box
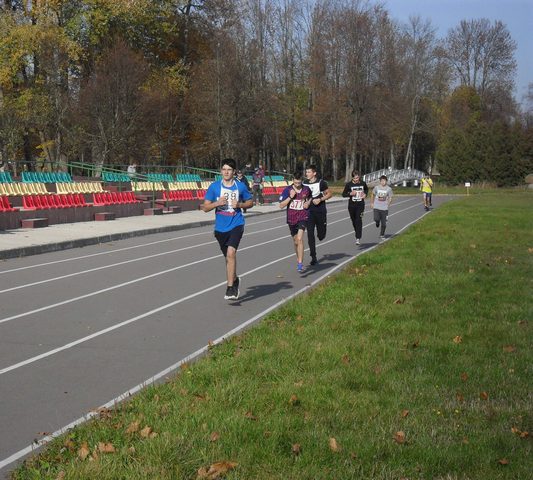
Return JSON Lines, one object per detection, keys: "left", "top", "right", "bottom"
{"left": 252, "top": 166, "right": 265, "bottom": 206}
{"left": 342, "top": 170, "right": 368, "bottom": 245}
{"left": 201, "top": 159, "right": 253, "bottom": 301}
{"left": 371, "top": 175, "right": 393, "bottom": 242}
{"left": 236, "top": 169, "right": 251, "bottom": 213}
{"left": 279, "top": 172, "right": 312, "bottom": 272}
{"left": 303, "top": 164, "right": 332, "bottom": 265}
{"left": 420, "top": 174, "right": 433, "bottom": 211}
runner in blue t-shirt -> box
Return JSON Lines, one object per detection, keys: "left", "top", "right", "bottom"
{"left": 202, "top": 159, "right": 254, "bottom": 300}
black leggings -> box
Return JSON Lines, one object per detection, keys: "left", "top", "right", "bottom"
{"left": 307, "top": 209, "right": 327, "bottom": 258}
{"left": 348, "top": 202, "right": 365, "bottom": 239}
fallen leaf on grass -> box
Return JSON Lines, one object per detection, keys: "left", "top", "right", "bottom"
{"left": 498, "top": 458, "right": 509, "bottom": 465}
{"left": 460, "top": 372, "right": 469, "bottom": 382}
{"left": 78, "top": 442, "right": 90, "bottom": 460}
{"left": 140, "top": 426, "right": 153, "bottom": 438}
{"left": 468, "top": 268, "right": 475, "bottom": 273}
{"left": 528, "top": 248, "right": 533, "bottom": 253}
{"left": 410, "top": 340, "right": 420, "bottom": 349}
{"left": 341, "top": 354, "right": 350, "bottom": 365}
{"left": 244, "top": 411, "right": 257, "bottom": 421}
{"left": 393, "top": 431, "right": 406, "bottom": 444}
{"left": 197, "top": 461, "right": 238, "bottom": 479}
{"left": 292, "top": 443, "right": 301, "bottom": 456}
{"left": 401, "top": 410, "right": 409, "bottom": 418}
{"left": 289, "top": 394, "right": 300, "bottom": 406}
{"left": 97, "top": 442, "right": 115, "bottom": 453}
{"left": 511, "top": 427, "right": 529, "bottom": 438}
{"left": 329, "top": 437, "right": 341, "bottom": 452}
{"left": 393, "top": 296, "right": 405, "bottom": 304}
{"left": 55, "top": 471, "right": 66, "bottom": 480}
{"left": 456, "top": 392, "right": 465, "bottom": 402}
{"left": 296, "top": 314, "right": 303, "bottom": 321}
{"left": 209, "top": 432, "right": 220, "bottom": 442}
{"left": 453, "top": 336, "right": 463, "bottom": 344}
{"left": 480, "top": 392, "right": 489, "bottom": 400}
{"left": 126, "top": 421, "right": 140, "bottom": 434}
{"left": 63, "top": 438, "right": 76, "bottom": 451}
{"left": 294, "top": 380, "right": 304, "bottom": 387}
{"left": 503, "top": 345, "right": 516, "bottom": 353}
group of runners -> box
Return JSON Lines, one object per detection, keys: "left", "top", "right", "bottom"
{"left": 201, "top": 158, "right": 432, "bottom": 301}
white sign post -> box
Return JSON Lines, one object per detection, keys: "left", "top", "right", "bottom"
{"left": 465, "top": 182, "right": 471, "bottom": 196}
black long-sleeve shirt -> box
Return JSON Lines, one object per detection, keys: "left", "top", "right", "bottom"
{"left": 342, "top": 180, "right": 369, "bottom": 206}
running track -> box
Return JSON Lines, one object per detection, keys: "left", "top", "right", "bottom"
{"left": 0, "top": 195, "right": 452, "bottom": 476}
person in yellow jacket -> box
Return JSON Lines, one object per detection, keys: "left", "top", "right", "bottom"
{"left": 420, "top": 174, "right": 433, "bottom": 211}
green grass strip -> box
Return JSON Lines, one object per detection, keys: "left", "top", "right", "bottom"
{"left": 13, "top": 193, "right": 532, "bottom": 480}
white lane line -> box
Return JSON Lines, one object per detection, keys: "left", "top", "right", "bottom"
{"left": 0, "top": 202, "right": 422, "bottom": 374}
{"left": 0, "top": 204, "right": 350, "bottom": 276}
{"left": 0, "top": 200, "right": 417, "bottom": 325}
{"left": 0, "top": 200, "right": 417, "bottom": 324}
{"left": 0, "top": 201, "right": 413, "bottom": 293}
{"left": 0, "top": 209, "right": 429, "bottom": 473}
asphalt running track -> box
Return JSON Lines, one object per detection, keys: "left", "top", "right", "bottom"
{"left": 0, "top": 195, "right": 453, "bottom": 476}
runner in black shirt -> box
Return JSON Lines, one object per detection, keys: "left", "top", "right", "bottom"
{"left": 342, "top": 170, "right": 368, "bottom": 245}
{"left": 303, "top": 165, "right": 332, "bottom": 265}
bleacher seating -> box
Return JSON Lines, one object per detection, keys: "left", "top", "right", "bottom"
{"left": 200, "top": 181, "right": 212, "bottom": 189}
{"left": 0, "top": 182, "right": 48, "bottom": 196}
{"left": 131, "top": 182, "right": 165, "bottom": 192}
{"left": 102, "top": 172, "right": 131, "bottom": 182}
{"left": 147, "top": 173, "right": 174, "bottom": 182}
{"left": 0, "top": 172, "right": 13, "bottom": 183}
{"left": 167, "top": 181, "right": 198, "bottom": 190}
{"left": 0, "top": 196, "right": 16, "bottom": 212}
{"left": 176, "top": 173, "right": 202, "bottom": 182}
{"left": 93, "top": 191, "right": 141, "bottom": 205}
{"left": 163, "top": 190, "right": 196, "bottom": 201}
{"left": 22, "top": 193, "right": 88, "bottom": 210}
{"left": 56, "top": 182, "right": 105, "bottom": 194}
{"left": 22, "top": 171, "right": 72, "bottom": 183}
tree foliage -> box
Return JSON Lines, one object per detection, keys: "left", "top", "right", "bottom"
{"left": 0, "top": 0, "right": 529, "bottom": 184}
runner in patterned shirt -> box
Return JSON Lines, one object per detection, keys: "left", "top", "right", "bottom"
{"left": 303, "top": 165, "right": 332, "bottom": 265}
{"left": 201, "top": 159, "right": 254, "bottom": 301}
{"left": 279, "top": 172, "right": 312, "bottom": 272}
{"left": 370, "top": 175, "right": 393, "bottom": 242}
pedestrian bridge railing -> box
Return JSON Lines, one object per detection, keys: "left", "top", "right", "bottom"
{"left": 363, "top": 168, "right": 425, "bottom": 186}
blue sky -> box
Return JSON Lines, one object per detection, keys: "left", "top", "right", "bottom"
{"left": 384, "top": 0, "right": 532, "bottom": 102}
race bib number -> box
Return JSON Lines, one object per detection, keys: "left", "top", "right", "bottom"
{"left": 289, "top": 198, "right": 305, "bottom": 210}
{"left": 219, "top": 185, "right": 239, "bottom": 213}
{"left": 351, "top": 186, "right": 364, "bottom": 201}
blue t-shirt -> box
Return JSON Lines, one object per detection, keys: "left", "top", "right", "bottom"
{"left": 205, "top": 179, "right": 252, "bottom": 232}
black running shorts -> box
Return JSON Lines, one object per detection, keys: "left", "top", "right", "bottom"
{"left": 214, "top": 225, "right": 244, "bottom": 256}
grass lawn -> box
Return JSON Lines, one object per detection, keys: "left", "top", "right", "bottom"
{"left": 13, "top": 193, "right": 532, "bottom": 480}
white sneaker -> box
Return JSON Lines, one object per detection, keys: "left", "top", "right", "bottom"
{"left": 355, "top": 238, "right": 360, "bottom": 245}
{"left": 380, "top": 235, "right": 385, "bottom": 242}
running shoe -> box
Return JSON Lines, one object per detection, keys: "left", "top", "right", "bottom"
{"left": 380, "top": 235, "right": 385, "bottom": 242}
{"left": 224, "top": 285, "right": 239, "bottom": 300}
{"left": 356, "top": 238, "right": 360, "bottom": 245}
{"left": 375, "top": 221, "right": 380, "bottom": 228}
{"left": 297, "top": 262, "right": 304, "bottom": 273}
{"left": 234, "top": 276, "right": 240, "bottom": 298}
{"left": 310, "top": 256, "right": 318, "bottom": 266}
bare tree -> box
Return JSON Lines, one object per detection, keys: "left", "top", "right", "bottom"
{"left": 444, "top": 19, "right": 517, "bottom": 98}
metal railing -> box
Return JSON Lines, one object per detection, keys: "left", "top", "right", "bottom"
{"left": 363, "top": 168, "right": 425, "bottom": 186}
